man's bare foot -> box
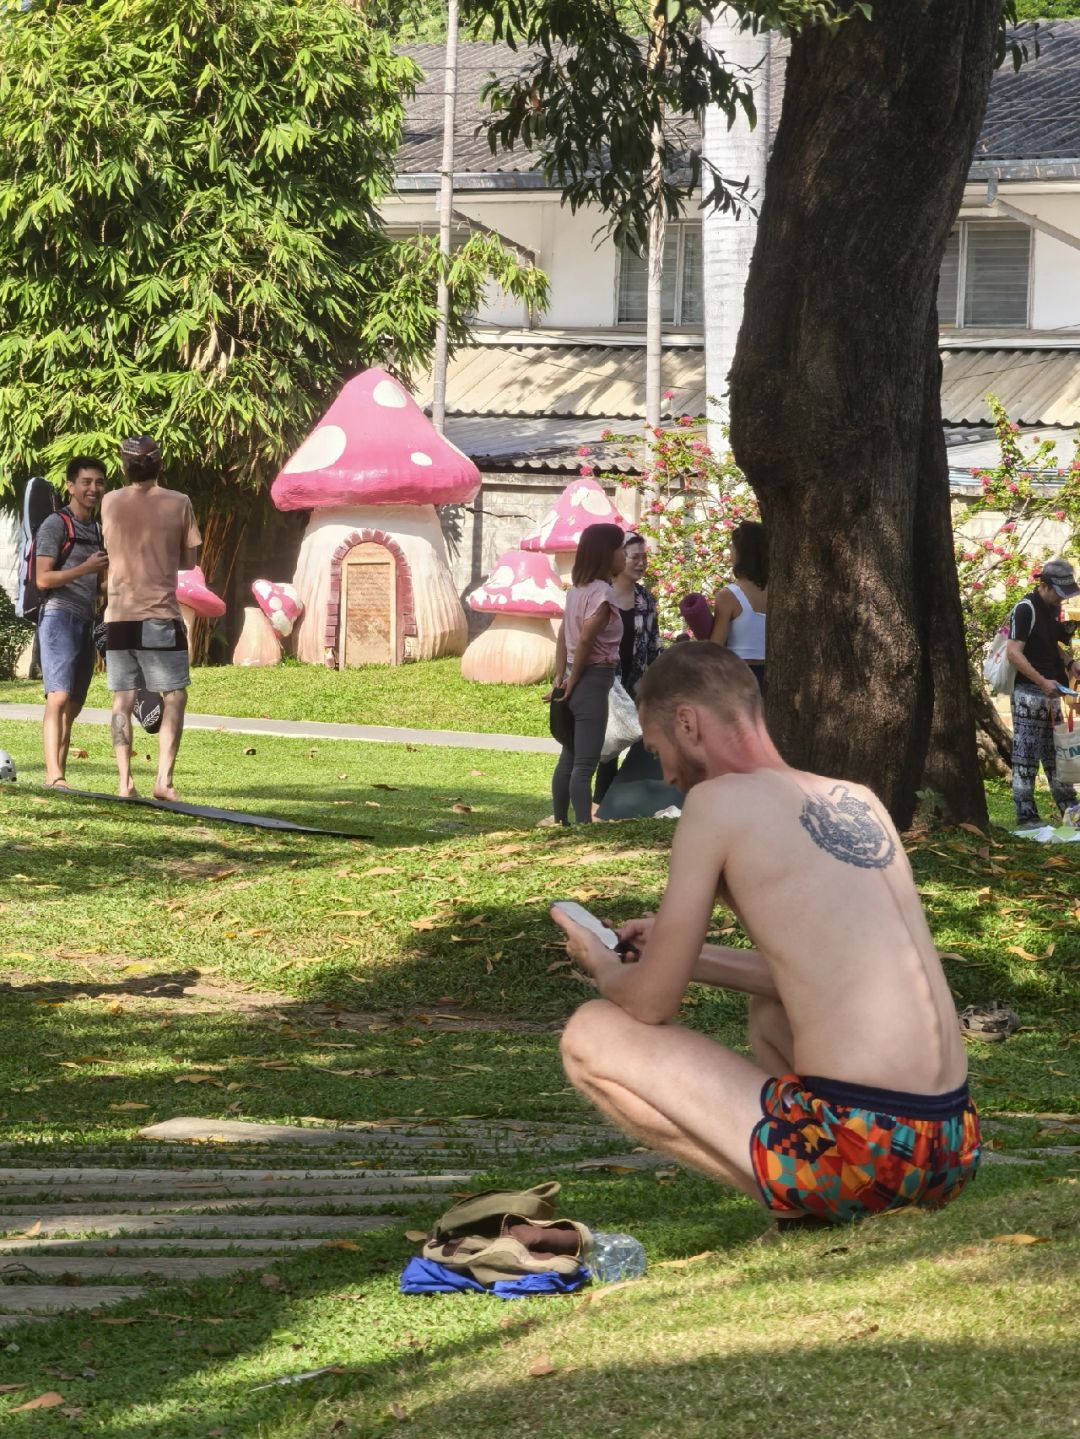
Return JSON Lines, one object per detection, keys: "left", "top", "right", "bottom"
{"left": 153, "top": 783, "right": 180, "bottom": 803}
{"left": 119, "top": 782, "right": 139, "bottom": 799}
{"left": 45, "top": 777, "right": 70, "bottom": 789}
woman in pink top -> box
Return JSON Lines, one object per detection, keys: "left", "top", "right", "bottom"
{"left": 551, "top": 523, "right": 626, "bottom": 824}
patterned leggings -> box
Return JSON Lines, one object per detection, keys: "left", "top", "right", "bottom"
{"left": 1010, "top": 683, "right": 1077, "bottom": 823}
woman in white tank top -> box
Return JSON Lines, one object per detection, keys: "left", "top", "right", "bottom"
{"left": 710, "top": 521, "right": 768, "bottom": 690}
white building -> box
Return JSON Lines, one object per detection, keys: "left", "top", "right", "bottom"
{"left": 387, "top": 25, "right": 1080, "bottom": 495}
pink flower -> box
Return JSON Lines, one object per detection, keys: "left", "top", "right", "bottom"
{"left": 1001, "top": 551, "right": 1013, "bottom": 560}
{"left": 1007, "top": 482, "right": 1019, "bottom": 494}
{"left": 653, "top": 428, "right": 664, "bottom": 439}
{"left": 678, "top": 415, "right": 693, "bottom": 427}
{"left": 579, "top": 464, "right": 594, "bottom": 477}
{"left": 662, "top": 389, "right": 675, "bottom": 400}
{"left": 576, "top": 445, "right": 591, "bottom": 457}
{"left": 1000, "top": 522, "right": 1015, "bottom": 533}
{"left": 1054, "top": 510, "right": 1066, "bottom": 520}
{"left": 1006, "top": 575, "right": 1019, "bottom": 587}
{"left": 969, "top": 468, "right": 979, "bottom": 477}
{"left": 971, "top": 581, "right": 984, "bottom": 590}
{"left": 983, "top": 540, "right": 994, "bottom": 551}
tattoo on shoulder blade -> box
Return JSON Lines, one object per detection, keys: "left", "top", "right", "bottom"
{"left": 799, "top": 784, "right": 895, "bottom": 869}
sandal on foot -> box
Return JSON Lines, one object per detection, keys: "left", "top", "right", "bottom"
{"left": 959, "top": 1000, "right": 1019, "bottom": 1043}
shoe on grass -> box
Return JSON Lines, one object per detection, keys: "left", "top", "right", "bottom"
{"left": 959, "top": 1000, "right": 1020, "bottom": 1043}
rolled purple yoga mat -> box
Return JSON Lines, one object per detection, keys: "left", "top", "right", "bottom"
{"left": 679, "top": 592, "right": 714, "bottom": 640}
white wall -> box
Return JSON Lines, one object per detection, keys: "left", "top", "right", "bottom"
{"left": 1018, "top": 193, "right": 1080, "bottom": 331}
{"left": 958, "top": 184, "right": 1080, "bottom": 332}
{"left": 381, "top": 192, "right": 621, "bottom": 329}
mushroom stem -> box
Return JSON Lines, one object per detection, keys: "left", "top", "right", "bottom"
{"left": 232, "top": 606, "right": 282, "bottom": 667}
{"left": 179, "top": 603, "right": 198, "bottom": 656}
{"left": 461, "top": 615, "right": 557, "bottom": 686}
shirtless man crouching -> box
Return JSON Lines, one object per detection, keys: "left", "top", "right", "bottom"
{"left": 553, "top": 642, "right": 980, "bottom": 1225}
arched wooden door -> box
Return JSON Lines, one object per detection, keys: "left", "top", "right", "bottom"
{"left": 340, "top": 541, "right": 397, "bottom": 667}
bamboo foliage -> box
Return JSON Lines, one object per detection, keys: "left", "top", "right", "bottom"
{"left": 0, "top": 0, "right": 547, "bottom": 503}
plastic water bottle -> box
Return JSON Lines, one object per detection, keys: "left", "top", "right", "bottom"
{"left": 587, "top": 1231, "right": 646, "bottom": 1283}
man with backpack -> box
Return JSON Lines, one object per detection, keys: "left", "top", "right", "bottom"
{"left": 32, "top": 457, "right": 108, "bottom": 787}
{"left": 1006, "top": 557, "right": 1080, "bottom": 828}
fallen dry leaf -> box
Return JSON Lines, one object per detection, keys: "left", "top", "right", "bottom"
{"left": 17, "top": 1219, "right": 42, "bottom": 1239}
{"left": 10, "top": 1391, "right": 65, "bottom": 1412}
{"left": 0, "top": 1383, "right": 28, "bottom": 1393}
{"left": 451, "top": 803, "right": 473, "bottom": 814}
{"left": 989, "top": 1233, "right": 1049, "bottom": 1245}
{"left": 321, "top": 1240, "right": 360, "bottom": 1252}
{"left": 403, "top": 1229, "right": 428, "bottom": 1242}
{"left": 528, "top": 1355, "right": 558, "bottom": 1378}
{"left": 654, "top": 1250, "right": 715, "bottom": 1270}
{"left": 108, "top": 1102, "right": 150, "bottom": 1113}
{"left": 1005, "top": 945, "right": 1040, "bottom": 964}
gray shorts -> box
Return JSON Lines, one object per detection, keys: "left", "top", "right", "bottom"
{"left": 105, "top": 619, "right": 190, "bottom": 693}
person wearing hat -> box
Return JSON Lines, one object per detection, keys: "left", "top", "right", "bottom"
{"left": 100, "top": 436, "right": 201, "bottom": 801}
{"left": 1005, "top": 556, "right": 1080, "bottom": 828}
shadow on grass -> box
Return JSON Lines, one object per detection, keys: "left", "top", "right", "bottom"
{"left": 0, "top": 1161, "right": 1074, "bottom": 1438}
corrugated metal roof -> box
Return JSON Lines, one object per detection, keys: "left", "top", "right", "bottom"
{"left": 398, "top": 24, "right": 1080, "bottom": 184}
{"left": 419, "top": 340, "right": 1080, "bottom": 427}
{"left": 444, "top": 416, "right": 647, "bottom": 473}
{"left": 414, "top": 344, "right": 706, "bottom": 420}
{"left": 941, "top": 348, "right": 1080, "bottom": 425}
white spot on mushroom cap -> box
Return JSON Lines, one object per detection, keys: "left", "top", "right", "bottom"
{"left": 282, "top": 424, "right": 347, "bottom": 474}
{"left": 269, "top": 595, "right": 282, "bottom": 610}
{"left": 571, "top": 485, "right": 611, "bottom": 516}
{"left": 372, "top": 378, "right": 407, "bottom": 408}
{"left": 487, "top": 564, "right": 515, "bottom": 589}
{"left": 410, "top": 451, "right": 433, "bottom": 466}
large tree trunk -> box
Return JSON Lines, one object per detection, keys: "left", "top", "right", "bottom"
{"left": 728, "top": 1, "right": 1002, "bottom": 829}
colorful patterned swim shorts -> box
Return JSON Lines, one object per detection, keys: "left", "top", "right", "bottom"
{"left": 749, "top": 1074, "right": 981, "bottom": 1223}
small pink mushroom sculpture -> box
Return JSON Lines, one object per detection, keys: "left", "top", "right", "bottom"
{"left": 461, "top": 550, "right": 565, "bottom": 685}
{"left": 253, "top": 579, "right": 304, "bottom": 638}
{"left": 520, "top": 478, "right": 630, "bottom": 582}
{"left": 232, "top": 580, "right": 306, "bottom": 667}
{"left": 176, "top": 567, "right": 226, "bottom": 655}
{"left": 271, "top": 368, "right": 481, "bottom": 666}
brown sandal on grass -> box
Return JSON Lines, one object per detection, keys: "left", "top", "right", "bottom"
{"left": 959, "top": 1001, "right": 1020, "bottom": 1043}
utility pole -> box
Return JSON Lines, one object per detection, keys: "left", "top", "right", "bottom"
{"left": 431, "top": 0, "right": 459, "bottom": 434}
{"left": 701, "top": 7, "right": 770, "bottom": 451}
{"left": 643, "top": 7, "right": 668, "bottom": 439}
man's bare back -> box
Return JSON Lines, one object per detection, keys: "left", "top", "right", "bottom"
{"left": 698, "top": 767, "right": 967, "bottom": 1096}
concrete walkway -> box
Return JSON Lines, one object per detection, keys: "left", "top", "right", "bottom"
{"left": 0, "top": 703, "right": 560, "bottom": 755}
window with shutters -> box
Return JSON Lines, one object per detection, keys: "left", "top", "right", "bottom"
{"left": 937, "top": 222, "right": 1031, "bottom": 328}
{"left": 617, "top": 223, "right": 704, "bottom": 328}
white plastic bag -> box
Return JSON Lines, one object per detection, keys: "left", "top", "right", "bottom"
{"left": 982, "top": 627, "right": 1015, "bottom": 696}
{"left": 1054, "top": 705, "right": 1080, "bottom": 786}
{"left": 600, "top": 678, "right": 642, "bottom": 762}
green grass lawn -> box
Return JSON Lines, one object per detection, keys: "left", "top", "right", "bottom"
{"left": 0, "top": 655, "right": 552, "bottom": 736}
{"left": 0, "top": 716, "right": 1077, "bottom": 1437}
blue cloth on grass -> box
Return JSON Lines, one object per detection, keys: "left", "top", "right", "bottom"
{"left": 400, "top": 1256, "right": 590, "bottom": 1298}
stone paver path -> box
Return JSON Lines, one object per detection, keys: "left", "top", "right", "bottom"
{"left": 0, "top": 1114, "right": 657, "bottom": 1330}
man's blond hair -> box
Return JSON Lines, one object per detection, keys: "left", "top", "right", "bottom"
{"left": 636, "top": 642, "right": 763, "bottom": 732}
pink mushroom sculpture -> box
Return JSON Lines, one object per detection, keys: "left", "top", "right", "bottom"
{"left": 461, "top": 551, "right": 565, "bottom": 685}
{"left": 253, "top": 579, "right": 303, "bottom": 638}
{"left": 176, "top": 567, "right": 226, "bottom": 654}
{"left": 270, "top": 369, "right": 481, "bottom": 666}
{"left": 520, "top": 478, "right": 630, "bottom": 582}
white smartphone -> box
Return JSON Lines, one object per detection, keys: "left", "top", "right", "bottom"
{"left": 550, "top": 901, "right": 620, "bottom": 950}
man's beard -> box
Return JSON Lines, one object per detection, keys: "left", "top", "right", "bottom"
{"left": 672, "top": 735, "right": 708, "bottom": 792}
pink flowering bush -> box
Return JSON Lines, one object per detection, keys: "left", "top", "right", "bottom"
{"left": 954, "top": 396, "right": 1080, "bottom": 661}
{"left": 598, "top": 421, "right": 759, "bottom": 639}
